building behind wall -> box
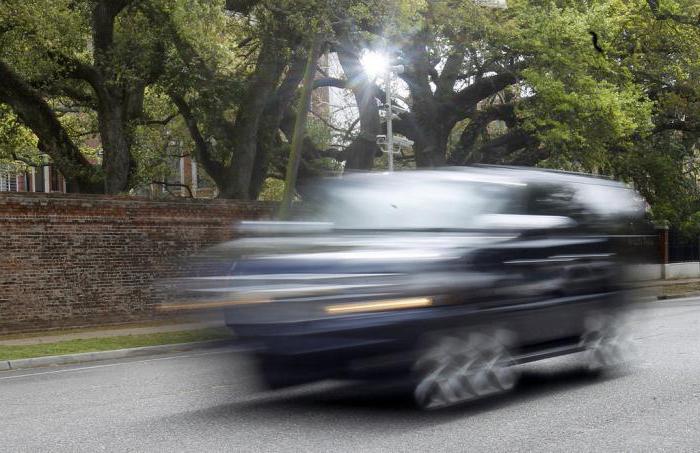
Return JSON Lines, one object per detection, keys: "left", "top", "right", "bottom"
{"left": 143, "top": 154, "right": 218, "bottom": 199}
{"left": 1, "top": 157, "right": 215, "bottom": 198}
{"left": 0, "top": 163, "right": 67, "bottom": 194}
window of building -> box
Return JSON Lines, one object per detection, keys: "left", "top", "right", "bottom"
{"left": 0, "top": 169, "right": 18, "bottom": 192}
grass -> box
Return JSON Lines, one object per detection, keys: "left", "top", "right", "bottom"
{"left": 0, "top": 327, "right": 231, "bottom": 361}
{"left": 0, "top": 319, "right": 202, "bottom": 341}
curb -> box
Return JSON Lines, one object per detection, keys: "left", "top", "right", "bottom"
{"left": 1, "top": 339, "right": 235, "bottom": 371}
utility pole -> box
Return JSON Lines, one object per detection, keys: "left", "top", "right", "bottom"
{"left": 385, "top": 68, "right": 394, "bottom": 172}
{"left": 383, "top": 64, "right": 404, "bottom": 172}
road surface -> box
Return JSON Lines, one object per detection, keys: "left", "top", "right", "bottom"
{"left": 3, "top": 297, "right": 700, "bottom": 452}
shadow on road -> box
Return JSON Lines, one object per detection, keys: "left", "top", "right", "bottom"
{"left": 165, "top": 361, "right": 630, "bottom": 432}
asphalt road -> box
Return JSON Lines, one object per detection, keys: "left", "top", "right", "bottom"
{"left": 3, "top": 298, "right": 700, "bottom": 452}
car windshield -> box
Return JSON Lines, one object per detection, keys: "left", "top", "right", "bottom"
{"left": 313, "top": 177, "right": 522, "bottom": 230}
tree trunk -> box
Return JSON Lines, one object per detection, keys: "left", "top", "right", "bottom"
{"left": 90, "top": 0, "right": 142, "bottom": 194}
{"left": 219, "top": 34, "right": 287, "bottom": 199}
{"left": 410, "top": 102, "right": 451, "bottom": 167}
{"left": 249, "top": 49, "right": 309, "bottom": 200}
{"left": 413, "top": 134, "right": 448, "bottom": 167}
{"left": 98, "top": 98, "right": 132, "bottom": 194}
{"left": 336, "top": 37, "right": 381, "bottom": 170}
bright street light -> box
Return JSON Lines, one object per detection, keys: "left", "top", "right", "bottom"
{"left": 360, "top": 50, "right": 389, "bottom": 79}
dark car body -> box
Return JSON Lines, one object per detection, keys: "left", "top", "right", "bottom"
{"left": 175, "top": 167, "right": 652, "bottom": 407}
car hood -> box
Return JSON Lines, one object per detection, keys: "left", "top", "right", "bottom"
{"left": 173, "top": 231, "right": 515, "bottom": 305}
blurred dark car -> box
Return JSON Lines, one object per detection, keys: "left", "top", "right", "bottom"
{"left": 172, "top": 167, "right": 651, "bottom": 409}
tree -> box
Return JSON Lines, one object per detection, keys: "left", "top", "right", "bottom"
{"left": 613, "top": 0, "right": 700, "bottom": 224}
{"left": 0, "top": 0, "right": 168, "bottom": 193}
{"left": 158, "top": 0, "right": 386, "bottom": 199}
{"left": 161, "top": 8, "right": 298, "bottom": 199}
{"left": 321, "top": 0, "right": 653, "bottom": 173}
{"left": 0, "top": 0, "right": 696, "bottom": 232}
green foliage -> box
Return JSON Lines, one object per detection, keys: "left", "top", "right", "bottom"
{"left": 258, "top": 177, "right": 285, "bottom": 201}
{"left": 0, "top": 0, "right": 90, "bottom": 79}
{"left": 435, "top": 0, "right": 697, "bottom": 226}
{"left": 0, "top": 0, "right": 698, "bottom": 227}
{"left": 505, "top": 1, "right": 652, "bottom": 171}
{"left": 680, "top": 212, "right": 700, "bottom": 239}
{"left": 306, "top": 117, "right": 333, "bottom": 150}
{"left": 0, "top": 105, "right": 40, "bottom": 169}
{"left": 128, "top": 88, "right": 193, "bottom": 188}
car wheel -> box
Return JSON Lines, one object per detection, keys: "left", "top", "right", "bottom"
{"left": 412, "top": 331, "right": 518, "bottom": 410}
{"left": 581, "top": 314, "right": 635, "bottom": 371}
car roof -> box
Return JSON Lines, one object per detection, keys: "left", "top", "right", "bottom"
{"left": 336, "top": 166, "right": 629, "bottom": 189}
{"left": 450, "top": 165, "right": 626, "bottom": 188}
{"left": 316, "top": 167, "right": 645, "bottom": 218}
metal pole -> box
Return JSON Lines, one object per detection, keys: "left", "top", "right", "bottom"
{"left": 385, "top": 69, "right": 394, "bottom": 172}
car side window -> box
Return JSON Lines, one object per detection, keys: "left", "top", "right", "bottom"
{"left": 527, "top": 184, "right": 588, "bottom": 221}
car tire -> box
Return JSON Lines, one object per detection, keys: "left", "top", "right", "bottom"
{"left": 581, "top": 313, "right": 635, "bottom": 371}
{"left": 412, "top": 330, "right": 518, "bottom": 410}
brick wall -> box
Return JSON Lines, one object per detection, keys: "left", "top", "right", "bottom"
{"left": 0, "top": 193, "right": 276, "bottom": 333}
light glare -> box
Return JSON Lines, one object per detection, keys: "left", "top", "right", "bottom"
{"left": 361, "top": 50, "right": 389, "bottom": 78}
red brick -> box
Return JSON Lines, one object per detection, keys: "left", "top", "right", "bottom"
{"left": 0, "top": 193, "right": 276, "bottom": 333}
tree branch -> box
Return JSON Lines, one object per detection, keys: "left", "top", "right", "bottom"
{"left": 9, "top": 151, "right": 44, "bottom": 168}
{"left": 313, "top": 77, "right": 347, "bottom": 90}
{"left": 152, "top": 180, "right": 193, "bottom": 198}
{"left": 45, "top": 50, "right": 106, "bottom": 98}
{"left": 237, "top": 37, "right": 254, "bottom": 48}
{"left": 436, "top": 50, "right": 465, "bottom": 98}
{"left": 468, "top": 129, "right": 538, "bottom": 165}
{"left": 136, "top": 112, "right": 179, "bottom": 127}
{"left": 340, "top": 117, "right": 361, "bottom": 144}
{"left": 449, "top": 103, "right": 517, "bottom": 165}
{"left": 335, "top": 32, "right": 382, "bottom": 170}
{"left": 0, "top": 60, "right": 103, "bottom": 192}
{"left": 310, "top": 109, "right": 351, "bottom": 134}
{"left": 450, "top": 72, "right": 519, "bottom": 118}
{"left": 647, "top": 0, "right": 700, "bottom": 27}
{"left": 653, "top": 119, "right": 698, "bottom": 134}
{"left": 93, "top": 0, "right": 137, "bottom": 56}
{"left": 142, "top": 5, "right": 219, "bottom": 84}
{"left": 169, "top": 92, "right": 224, "bottom": 180}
